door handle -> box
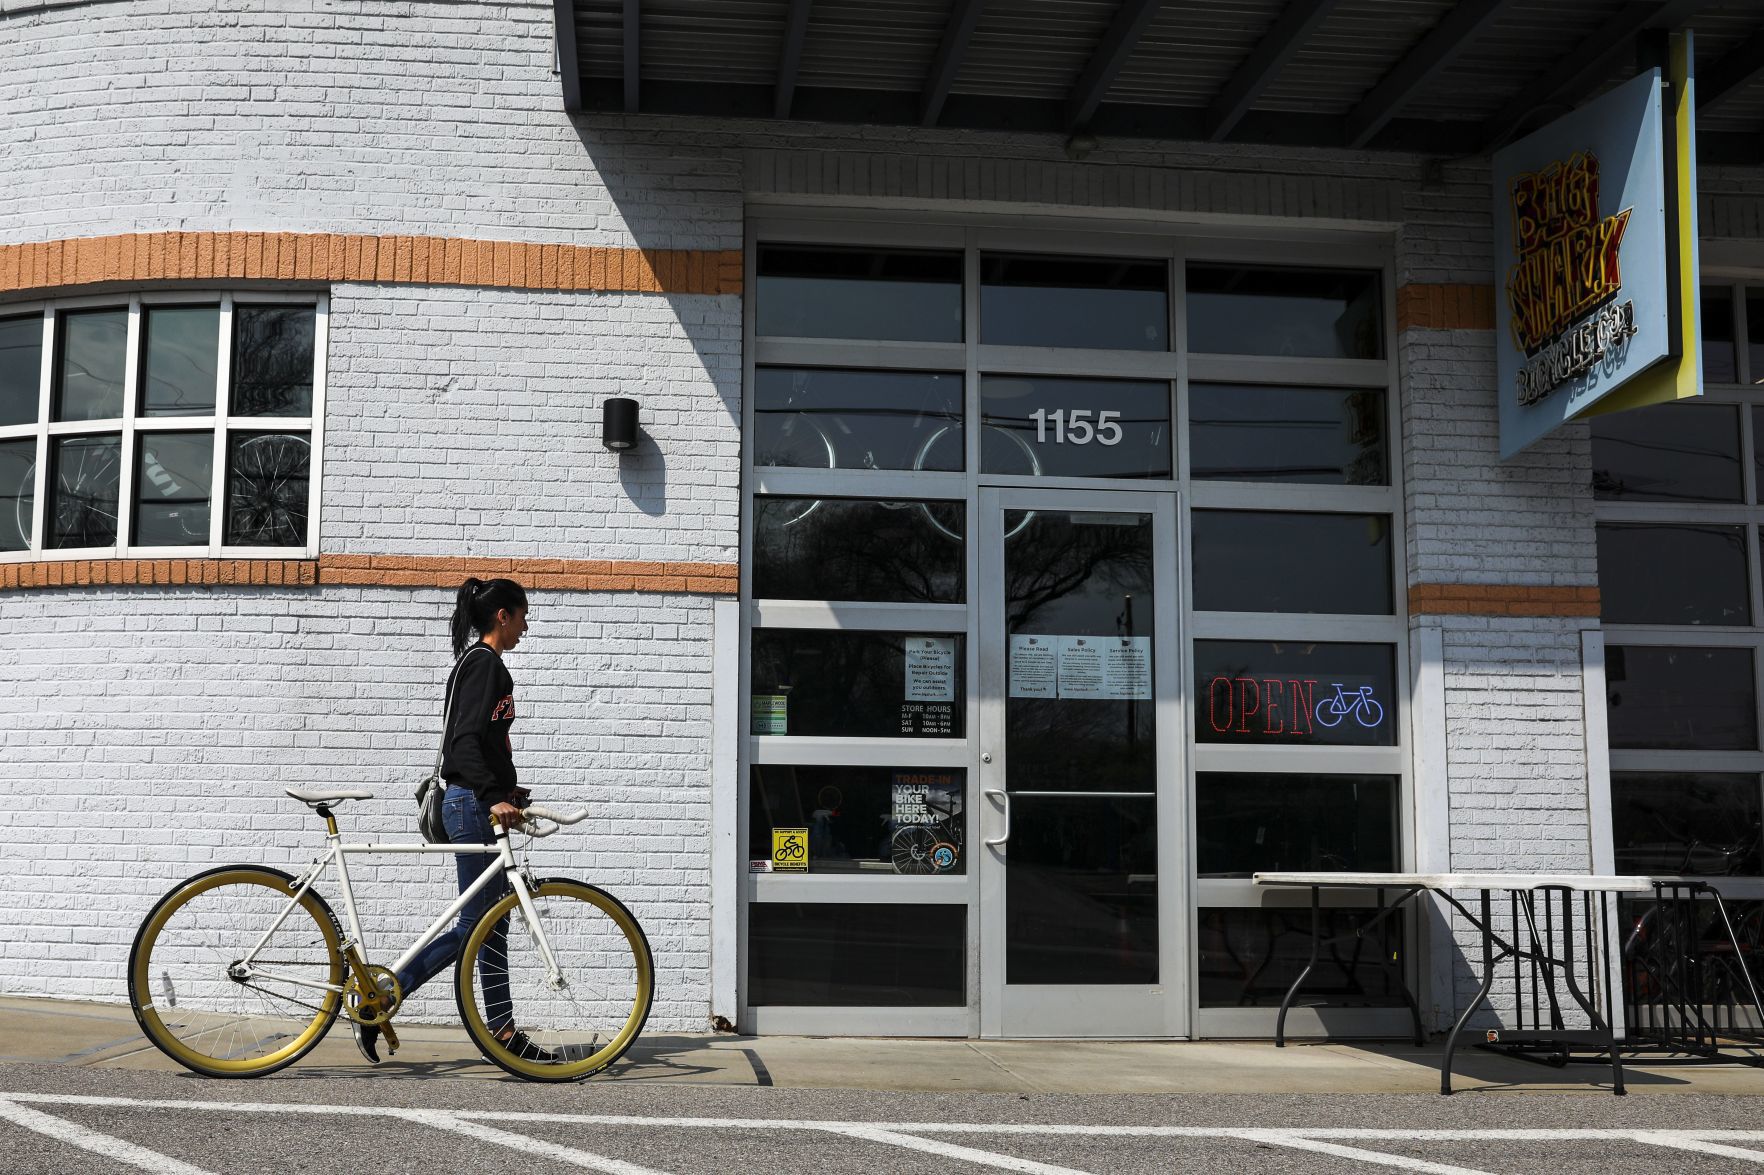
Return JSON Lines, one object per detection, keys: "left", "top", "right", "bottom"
{"left": 983, "top": 788, "right": 1011, "bottom": 847}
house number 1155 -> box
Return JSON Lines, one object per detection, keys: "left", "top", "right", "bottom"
{"left": 1030, "top": 408, "right": 1123, "bottom": 446}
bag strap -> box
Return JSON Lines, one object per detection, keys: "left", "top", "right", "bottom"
{"left": 434, "top": 645, "right": 491, "bottom": 776}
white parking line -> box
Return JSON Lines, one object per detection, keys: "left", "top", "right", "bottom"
{"left": 1244, "top": 1134, "right": 1496, "bottom": 1175}
{"left": 821, "top": 1124, "right": 1097, "bottom": 1175}
{"left": 1631, "top": 1133, "right": 1764, "bottom": 1164}
{"left": 395, "top": 1109, "right": 675, "bottom": 1175}
{"left": 0, "top": 1098, "right": 217, "bottom": 1175}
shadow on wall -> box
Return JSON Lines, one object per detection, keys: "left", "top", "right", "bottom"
{"left": 617, "top": 420, "right": 667, "bottom": 517}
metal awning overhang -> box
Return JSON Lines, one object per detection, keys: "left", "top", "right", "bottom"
{"left": 553, "top": 0, "right": 1764, "bottom": 164}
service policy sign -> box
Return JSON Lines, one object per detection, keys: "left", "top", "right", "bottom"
{"left": 1494, "top": 70, "right": 1671, "bottom": 459}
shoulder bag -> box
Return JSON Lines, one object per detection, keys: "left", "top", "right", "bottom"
{"left": 415, "top": 647, "right": 486, "bottom": 843}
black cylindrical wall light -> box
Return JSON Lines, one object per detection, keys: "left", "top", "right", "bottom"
{"left": 602, "top": 397, "right": 639, "bottom": 451}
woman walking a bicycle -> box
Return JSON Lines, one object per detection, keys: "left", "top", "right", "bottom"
{"left": 355, "top": 576, "right": 554, "bottom": 1065}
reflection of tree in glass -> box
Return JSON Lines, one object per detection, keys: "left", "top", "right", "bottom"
{"left": 227, "top": 434, "right": 309, "bottom": 546}
{"left": 50, "top": 437, "right": 120, "bottom": 548}
{"left": 4, "top": 445, "right": 35, "bottom": 551}
{"left": 1005, "top": 514, "right": 1151, "bottom": 631}
{"left": 756, "top": 499, "right": 962, "bottom": 603}
{"left": 231, "top": 308, "right": 315, "bottom": 416}
{"left": 751, "top": 632, "right": 961, "bottom": 739}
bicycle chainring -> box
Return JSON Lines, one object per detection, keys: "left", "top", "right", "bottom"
{"left": 345, "top": 964, "right": 403, "bottom": 1026}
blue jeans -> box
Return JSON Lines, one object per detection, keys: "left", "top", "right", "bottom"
{"left": 394, "top": 785, "right": 513, "bottom": 1033}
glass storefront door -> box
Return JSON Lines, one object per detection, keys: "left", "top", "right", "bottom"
{"left": 977, "top": 488, "right": 1184, "bottom": 1037}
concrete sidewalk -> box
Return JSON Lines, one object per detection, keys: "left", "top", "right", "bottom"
{"left": 3, "top": 994, "right": 1761, "bottom": 1095}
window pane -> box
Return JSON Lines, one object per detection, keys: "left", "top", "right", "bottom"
{"left": 1007, "top": 794, "right": 1157, "bottom": 985}
{"left": 224, "top": 432, "right": 310, "bottom": 546}
{"left": 1187, "top": 266, "right": 1383, "bottom": 359}
{"left": 748, "top": 903, "right": 964, "bottom": 1005}
{"left": 1591, "top": 402, "right": 1741, "bottom": 502}
{"left": 48, "top": 434, "right": 121, "bottom": 548}
{"left": 0, "top": 315, "right": 42, "bottom": 427}
{"left": 754, "top": 497, "right": 963, "bottom": 603}
{"left": 1701, "top": 284, "right": 1736, "bottom": 384}
{"left": 231, "top": 306, "right": 315, "bottom": 416}
{"left": 979, "top": 376, "right": 1172, "bottom": 479}
{"left": 750, "top": 766, "right": 967, "bottom": 875}
{"left": 141, "top": 306, "right": 219, "bottom": 417}
{"left": 1597, "top": 523, "right": 1750, "bottom": 626}
{"left": 1607, "top": 645, "right": 1757, "bottom": 751}
{"left": 1750, "top": 288, "right": 1764, "bottom": 386}
{"left": 751, "top": 630, "right": 965, "bottom": 738}
{"left": 756, "top": 246, "right": 962, "bottom": 342}
{"left": 980, "top": 253, "right": 1168, "bottom": 350}
{"left": 0, "top": 439, "right": 34, "bottom": 551}
{"left": 1196, "top": 640, "right": 1397, "bottom": 746}
{"left": 134, "top": 432, "right": 212, "bottom": 547}
{"left": 53, "top": 309, "right": 127, "bottom": 422}
{"left": 1190, "top": 384, "right": 1386, "bottom": 485}
{"left": 1199, "top": 908, "right": 1405, "bottom": 1008}
{"left": 754, "top": 368, "right": 962, "bottom": 472}
{"left": 1612, "top": 772, "right": 1762, "bottom": 877}
{"left": 1192, "top": 510, "right": 1392, "bottom": 615}
{"left": 1196, "top": 774, "right": 1398, "bottom": 877}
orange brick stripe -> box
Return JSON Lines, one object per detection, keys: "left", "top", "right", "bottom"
{"left": 0, "top": 232, "right": 743, "bottom": 297}
{"left": 1409, "top": 583, "right": 1600, "bottom": 617}
{"left": 0, "top": 555, "right": 737, "bottom": 595}
{"left": 1395, "top": 283, "right": 1496, "bottom": 332}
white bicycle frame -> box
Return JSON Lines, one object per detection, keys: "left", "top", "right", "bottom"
{"left": 237, "top": 815, "right": 565, "bottom": 1001}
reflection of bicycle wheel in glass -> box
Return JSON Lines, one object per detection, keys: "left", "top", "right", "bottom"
{"left": 756, "top": 411, "right": 835, "bottom": 528}
{"left": 50, "top": 439, "right": 121, "bottom": 548}
{"left": 228, "top": 434, "right": 309, "bottom": 546}
{"left": 913, "top": 424, "right": 1041, "bottom": 540}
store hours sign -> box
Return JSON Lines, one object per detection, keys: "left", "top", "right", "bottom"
{"left": 1494, "top": 69, "right": 1678, "bottom": 459}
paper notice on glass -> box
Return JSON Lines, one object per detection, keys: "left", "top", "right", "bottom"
{"left": 1056, "top": 636, "right": 1107, "bottom": 699}
{"left": 904, "top": 636, "right": 957, "bottom": 702}
{"left": 1008, "top": 635, "right": 1058, "bottom": 698}
{"left": 1102, "top": 636, "right": 1153, "bottom": 700}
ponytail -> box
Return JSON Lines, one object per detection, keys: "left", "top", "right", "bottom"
{"left": 450, "top": 576, "right": 529, "bottom": 657}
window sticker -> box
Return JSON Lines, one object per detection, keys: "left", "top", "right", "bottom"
{"left": 751, "top": 693, "right": 788, "bottom": 736}
{"left": 771, "top": 827, "right": 809, "bottom": 873}
{"left": 904, "top": 636, "right": 957, "bottom": 702}
{"left": 1011, "top": 635, "right": 1151, "bottom": 700}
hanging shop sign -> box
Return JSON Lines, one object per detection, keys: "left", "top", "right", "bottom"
{"left": 1494, "top": 36, "right": 1701, "bottom": 459}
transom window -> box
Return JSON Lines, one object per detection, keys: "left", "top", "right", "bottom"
{"left": 0, "top": 294, "right": 326, "bottom": 559}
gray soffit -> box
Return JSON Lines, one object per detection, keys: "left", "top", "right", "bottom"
{"left": 564, "top": 0, "right": 1764, "bottom": 163}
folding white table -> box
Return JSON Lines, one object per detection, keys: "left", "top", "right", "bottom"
{"left": 1254, "top": 872, "right": 1655, "bottom": 1094}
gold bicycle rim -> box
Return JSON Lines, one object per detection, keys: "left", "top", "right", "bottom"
{"left": 131, "top": 869, "right": 344, "bottom": 1077}
{"left": 457, "top": 879, "right": 653, "bottom": 1081}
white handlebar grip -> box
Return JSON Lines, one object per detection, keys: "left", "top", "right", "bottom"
{"left": 522, "top": 805, "right": 588, "bottom": 826}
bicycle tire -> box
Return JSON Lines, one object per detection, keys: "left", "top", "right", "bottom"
{"left": 128, "top": 865, "right": 345, "bottom": 1079}
{"left": 455, "top": 877, "right": 654, "bottom": 1083}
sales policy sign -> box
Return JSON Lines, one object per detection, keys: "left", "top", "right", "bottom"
{"left": 1494, "top": 70, "right": 1673, "bottom": 459}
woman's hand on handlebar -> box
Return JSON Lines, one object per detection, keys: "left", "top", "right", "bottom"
{"left": 491, "top": 800, "right": 525, "bottom": 828}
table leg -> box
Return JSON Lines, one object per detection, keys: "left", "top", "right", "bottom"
{"left": 1276, "top": 886, "right": 1322, "bottom": 1048}
{"left": 1441, "top": 889, "right": 1496, "bottom": 1096}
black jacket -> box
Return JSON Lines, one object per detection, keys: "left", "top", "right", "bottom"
{"left": 440, "top": 643, "right": 518, "bottom": 804}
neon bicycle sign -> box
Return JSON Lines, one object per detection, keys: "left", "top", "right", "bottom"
{"left": 1206, "top": 676, "right": 1386, "bottom": 738}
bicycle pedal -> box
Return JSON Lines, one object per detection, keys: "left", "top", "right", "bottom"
{"left": 380, "top": 1022, "right": 400, "bottom": 1055}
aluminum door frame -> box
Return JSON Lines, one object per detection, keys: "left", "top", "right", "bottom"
{"left": 976, "top": 485, "right": 1187, "bottom": 1038}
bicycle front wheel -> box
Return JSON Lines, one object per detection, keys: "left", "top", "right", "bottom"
{"left": 456, "top": 877, "right": 654, "bottom": 1082}
{"left": 128, "top": 866, "right": 345, "bottom": 1078}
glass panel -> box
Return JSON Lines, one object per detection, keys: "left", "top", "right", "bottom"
{"left": 1186, "top": 266, "right": 1383, "bottom": 359}
{"left": 47, "top": 434, "right": 122, "bottom": 548}
{"left": 1596, "top": 523, "right": 1750, "bottom": 626}
{"left": 0, "top": 439, "right": 33, "bottom": 551}
{"left": 750, "top": 766, "right": 967, "bottom": 875}
{"left": 979, "top": 376, "right": 1172, "bottom": 479}
{"left": 756, "top": 245, "right": 963, "bottom": 342}
{"left": 1192, "top": 510, "right": 1392, "bottom": 615}
{"left": 133, "top": 432, "right": 213, "bottom": 547}
{"left": 230, "top": 306, "right": 315, "bottom": 416}
{"left": 1196, "top": 774, "right": 1398, "bottom": 877}
{"left": 1749, "top": 288, "right": 1764, "bottom": 386}
{"left": 1004, "top": 509, "right": 1155, "bottom": 792}
{"left": 754, "top": 368, "right": 962, "bottom": 472}
{"left": 1606, "top": 645, "right": 1757, "bottom": 751}
{"left": 1591, "top": 402, "right": 1741, "bottom": 503}
{"left": 224, "top": 432, "right": 310, "bottom": 546}
{"left": 979, "top": 253, "right": 1168, "bottom": 350}
{"left": 750, "top": 630, "right": 965, "bottom": 738}
{"left": 753, "top": 497, "right": 963, "bottom": 603}
{"left": 1196, "top": 640, "right": 1398, "bottom": 747}
{"left": 0, "top": 315, "right": 42, "bottom": 427}
{"left": 1611, "top": 772, "right": 1762, "bottom": 877}
{"left": 53, "top": 309, "right": 127, "bottom": 422}
{"left": 1189, "top": 384, "right": 1386, "bottom": 485}
{"left": 748, "top": 903, "right": 965, "bottom": 1006}
{"left": 1701, "top": 284, "right": 1736, "bottom": 384}
{"left": 1006, "top": 795, "right": 1157, "bottom": 985}
{"left": 1198, "top": 908, "right": 1405, "bottom": 1007}
{"left": 140, "top": 306, "right": 219, "bottom": 417}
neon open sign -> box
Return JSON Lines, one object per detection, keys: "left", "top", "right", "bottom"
{"left": 1206, "top": 677, "right": 1385, "bottom": 737}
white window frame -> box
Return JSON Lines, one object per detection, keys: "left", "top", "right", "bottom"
{"left": 0, "top": 290, "right": 328, "bottom": 564}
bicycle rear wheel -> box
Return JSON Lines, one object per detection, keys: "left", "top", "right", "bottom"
{"left": 128, "top": 866, "right": 345, "bottom": 1078}
{"left": 455, "top": 877, "right": 654, "bottom": 1082}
